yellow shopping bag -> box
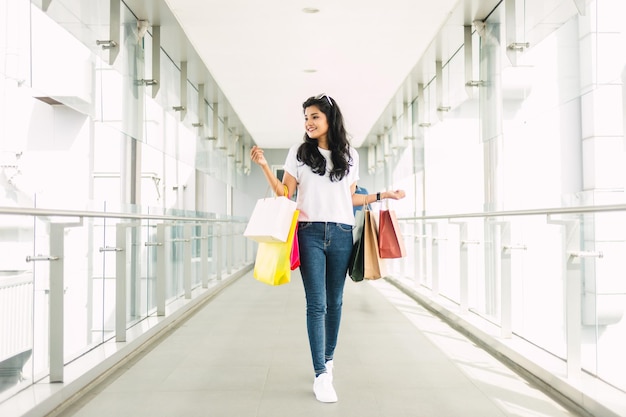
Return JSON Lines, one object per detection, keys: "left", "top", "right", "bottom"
{"left": 253, "top": 210, "right": 299, "bottom": 285}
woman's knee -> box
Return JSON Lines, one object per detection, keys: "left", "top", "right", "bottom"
{"left": 306, "top": 302, "right": 327, "bottom": 318}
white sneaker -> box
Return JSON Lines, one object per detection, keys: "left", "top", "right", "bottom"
{"left": 325, "top": 360, "right": 334, "bottom": 380}
{"left": 313, "top": 372, "right": 338, "bottom": 403}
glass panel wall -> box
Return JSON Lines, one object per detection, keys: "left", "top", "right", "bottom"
{"left": 579, "top": 0, "right": 626, "bottom": 391}
{"left": 494, "top": 3, "right": 582, "bottom": 359}
{"left": 1, "top": 1, "right": 36, "bottom": 399}
{"left": 0, "top": 0, "right": 253, "bottom": 404}
{"left": 375, "top": 0, "right": 625, "bottom": 396}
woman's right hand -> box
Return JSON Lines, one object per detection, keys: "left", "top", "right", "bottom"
{"left": 250, "top": 145, "right": 268, "bottom": 167}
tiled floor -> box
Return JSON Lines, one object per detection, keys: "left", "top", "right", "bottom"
{"left": 54, "top": 271, "right": 580, "bottom": 417}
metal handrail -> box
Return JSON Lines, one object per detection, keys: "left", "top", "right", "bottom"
{"left": 4, "top": 203, "right": 624, "bottom": 224}
{"left": 0, "top": 206, "right": 243, "bottom": 223}
{"left": 398, "top": 203, "right": 626, "bottom": 221}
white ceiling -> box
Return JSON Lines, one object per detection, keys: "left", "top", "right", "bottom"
{"left": 162, "top": 0, "right": 463, "bottom": 149}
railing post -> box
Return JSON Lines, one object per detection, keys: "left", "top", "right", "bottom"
{"left": 564, "top": 220, "right": 582, "bottom": 378}
{"left": 216, "top": 223, "right": 223, "bottom": 280}
{"left": 28, "top": 220, "right": 82, "bottom": 383}
{"left": 238, "top": 225, "right": 245, "bottom": 267}
{"left": 183, "top": 224, "right": 192, "bottom": 299}
{"left": 430, "top": 222, "right": 448, "bottom": 296}
{"left": 413, "top": 221, "right": 426, "bottom": 286}
{"left": 115, "top": 224, "right": 128, "bottom": 342}
{"left": 48, "top": 223, "right": 65, "bottom": 383}
{"left": 245, "top": 223, "right": 253, "bottom": 265}
{"left": 484, "top": 217, "right": 501, "bottom": 316}
{"left": 107, "top": 222, "right": 135, "bottom": 343}
{"left": 500, "top": 222, "right": 513, "bottom": 338}
{"left": 548, "top": 215, "right": 582, "bottom": 378}
{"left": 156, "top": 223, "right": 166, "bottom": 315}
{"left": 500, "top": 222, "right": 513, "bottom": 339}
{"left": 424, "top": 223, "right": 433, "bottom": 288}
{"left": 226, "top": 223, "right": 233, "bottom": 275}
{"left": 428, "top": 222, "right": 438, "bottom": 295}
{"left": 500, "top": 222, "right": 527, "bottom": 339}
{"left": 457, "top": 221, "right": 480, "bottom": 314}
{"left": 201, "top": 223, "right": 209, "bottom": 288}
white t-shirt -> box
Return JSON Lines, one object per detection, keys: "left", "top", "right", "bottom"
{"left": 284, "top": 144, "right": 359, "bottom": 226}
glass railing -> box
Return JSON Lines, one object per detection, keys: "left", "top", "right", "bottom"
{"left": 387, "top": 204, "right": 626, "bottom": 399}
{"left": 0, "top": 205, "right": 252, "bottom": 404}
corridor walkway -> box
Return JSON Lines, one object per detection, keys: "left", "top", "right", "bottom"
{"left": 52, "top": 271, "right": 580, "bottom": 417}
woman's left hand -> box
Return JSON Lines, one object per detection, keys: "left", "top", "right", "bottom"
{"left": 383, "top": 190, "right": 406, "bottom": 200}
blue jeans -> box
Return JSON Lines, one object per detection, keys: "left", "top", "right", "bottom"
{"left": 297, "top": 221, "right": 353, "bottom": 375}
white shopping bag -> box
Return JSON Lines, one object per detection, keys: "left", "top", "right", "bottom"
{"left": 243, "top": 196, "right": 297, "bottom": 242}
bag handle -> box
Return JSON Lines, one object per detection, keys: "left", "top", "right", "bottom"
{"left": 266, "top": 181, "right": 289, "bottom": 199}
{"left": 381, "top": 192, "right": 395, "bottom": 210}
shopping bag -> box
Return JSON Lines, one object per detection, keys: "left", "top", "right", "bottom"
{"left": 348, "top": 209, "right": 366, "bottom": 282}
{"left": 364, "top": 210, "right": 384, "bottom": 280}
{"left": 290, "top": 222, "right": 300, "bottom": 270}
{"left": 253, "top": 210, "right": 300, "bottom": 285}
{"left": 244, "top": 193, "right": 297, "bottom": 243}
{"left": 378, "top": 209, "right": 406, "bottom": 258}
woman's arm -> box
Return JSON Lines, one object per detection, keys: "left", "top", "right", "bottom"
{"left": 250, "top": 146, "right": 297, "bottom": 197}
{"left": 351, "top": 186, "right": 406, "bottom": 207}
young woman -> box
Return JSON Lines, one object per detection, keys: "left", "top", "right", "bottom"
{"left": 250, "top": 93, "right": 405, "bottom": 403}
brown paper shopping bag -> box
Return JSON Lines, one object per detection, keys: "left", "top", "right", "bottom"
{"left": 363, "top": 210, "right": 384, "bottom": 280}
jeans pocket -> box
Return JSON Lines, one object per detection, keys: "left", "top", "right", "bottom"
{"left": 337, "top": 223, "right": 353, "bottom": 233}
{"left": 299, "top": 222, "right": 313, "bottom": 230}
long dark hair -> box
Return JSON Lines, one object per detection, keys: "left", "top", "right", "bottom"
{"left": 297, "top": 94, "right": 352, "bottom": 182}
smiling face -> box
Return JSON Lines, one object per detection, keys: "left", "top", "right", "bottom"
{"left": 304, "top": 105, "right": 329, "bottom": 144}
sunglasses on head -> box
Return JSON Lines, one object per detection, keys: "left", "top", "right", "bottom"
{"left": 314, "top": 93, "right": 333, "bottom": 107}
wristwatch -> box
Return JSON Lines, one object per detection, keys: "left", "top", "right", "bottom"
{"left": 376, "top": 192, "right": 381, "bottom": 201}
